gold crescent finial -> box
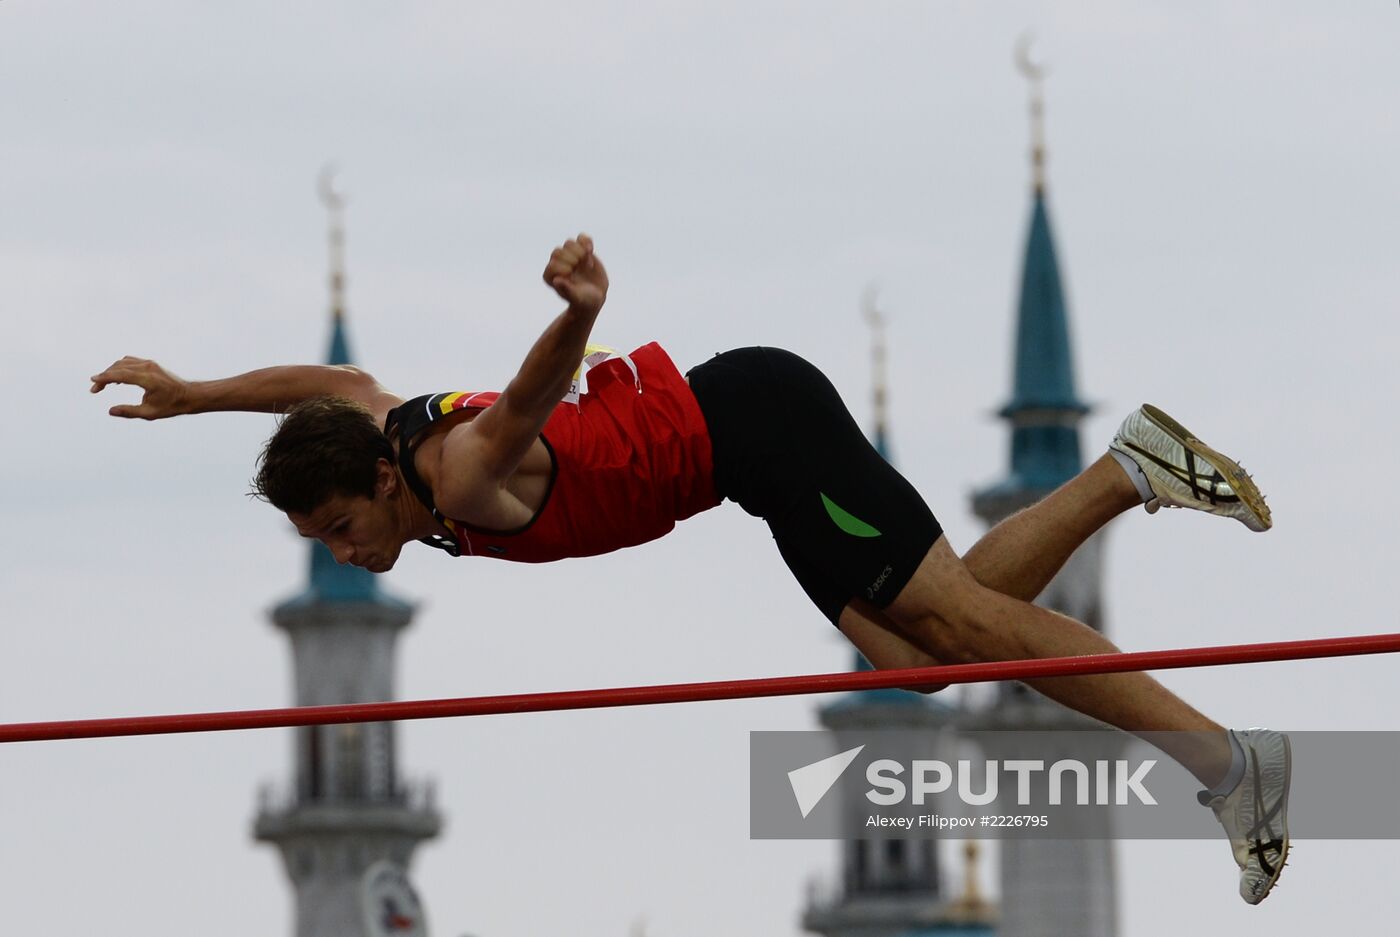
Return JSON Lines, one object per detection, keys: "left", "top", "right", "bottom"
{"left": 1015, "top": 31, "right": 1047, "bottom": 83}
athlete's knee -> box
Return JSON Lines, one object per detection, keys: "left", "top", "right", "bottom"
{"left": 877, "top": 535, "right": 1015, "bottom": 663}
{"left": 892, "top": 577, "right": 1023, "bottom": 666}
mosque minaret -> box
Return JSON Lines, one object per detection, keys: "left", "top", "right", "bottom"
{"left": 802, "top": 40, "right": 1120, "bottom": 937}
{"left": 253, "top": 170, "right": 441, "bottom": 937}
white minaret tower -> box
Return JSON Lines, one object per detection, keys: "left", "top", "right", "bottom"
{"left": 963, "top": 38, "right": 1121, "bottom": 937}
{"left": 253, "top": 168, "right": 441, "bottom": 937}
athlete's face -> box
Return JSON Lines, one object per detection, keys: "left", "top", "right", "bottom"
{"left": 287, "top": 461, "right": 406, "bottom": 573}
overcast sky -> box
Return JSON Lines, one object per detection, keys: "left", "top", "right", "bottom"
{"left": 3, "top": 2, "right": 1399, "bottom": 935}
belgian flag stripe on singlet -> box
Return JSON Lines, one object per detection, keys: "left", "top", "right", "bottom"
{"left": 437, "top": 391, "right": 496, "bottom": 416}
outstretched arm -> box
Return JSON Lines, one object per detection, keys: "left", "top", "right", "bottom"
{"left": 434, "top": 233, "right": 609, "bottom": 517}
{"left": 90, "top": 357, "right": 403, "bottom": 424}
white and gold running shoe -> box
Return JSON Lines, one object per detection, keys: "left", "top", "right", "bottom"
{"left": 1199, "top": 728, "right": 1292, "bottom": 905}
{"left": 1111, "top": 404, "right": 1272, "bottom": 531}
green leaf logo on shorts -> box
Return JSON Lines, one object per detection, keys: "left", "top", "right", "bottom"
{"left": 820, "top": 493, "right": 882, "bottom": 538}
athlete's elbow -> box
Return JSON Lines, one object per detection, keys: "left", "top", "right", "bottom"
{"left": 328, "top": 366, "right": 391, "bottom": 406}
{"left": 332, "top": 364, "right": 375, "bottom": 389}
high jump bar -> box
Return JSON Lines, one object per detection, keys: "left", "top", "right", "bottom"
{"left": 4, "top": 632, "right": 1398, "bottom": 744}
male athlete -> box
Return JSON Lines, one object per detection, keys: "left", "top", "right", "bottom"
{"left": 92, "top": 233, "right": 1290, "bottom": 903}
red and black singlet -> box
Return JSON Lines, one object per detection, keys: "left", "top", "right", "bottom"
{"left": 383, "top": 342, "right": 720, "bottom": 562}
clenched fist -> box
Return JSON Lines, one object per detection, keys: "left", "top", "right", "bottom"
{"left": 542, "top": 233, "right": 608, "bottom": 315}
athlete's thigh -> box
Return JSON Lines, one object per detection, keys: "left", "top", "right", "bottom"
{"left": 763, "top": 351, "right": 944, "bottom": 613}
{"left": 694, "top": 346, "right": 944, "bottom": 618}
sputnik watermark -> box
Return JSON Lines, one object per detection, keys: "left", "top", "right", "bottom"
{"left": 784, "top": 744, "right": 1155, "bottom": 820}
{"left": 749, "top": 729, "right": 1343, "bottom": 840}
{"left": 865, "top": 757, "right": 1157, "bottom": 806}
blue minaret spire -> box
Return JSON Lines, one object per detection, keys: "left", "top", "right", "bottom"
{"left": 974, "top": 45, "right": 1090, "bottom": 517}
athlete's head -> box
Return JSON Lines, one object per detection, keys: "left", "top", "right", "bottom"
{"left": 253, "top": 396, "right": 408, "bottom": 572}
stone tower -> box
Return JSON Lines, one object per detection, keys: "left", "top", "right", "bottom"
{"left": 963, "top": 44, "right": 1121, "bottom": 937}
{"left": 253, "top": 170, "right": 441, "bottom": 937}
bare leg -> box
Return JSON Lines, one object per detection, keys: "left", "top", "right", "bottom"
{"left": 839, "top": 454, "right": 1135, "bottom": 670}
{"left": 838, "top": 599, "right": 947, "bottom": 691}
{"left": 880, "top": 534, "right": 1232, "bottom": 787}
{"left": 836, "top": 452, "right": 1232, "bottom": 786}
{"left": 964, "top": 452, "right": 1139, "bottom": 601}
{"left": 841, "top": 455, "right": 1145, "bottom": 682}
{"left": 959, "top": 454, "right": 1233, "bottom": 783}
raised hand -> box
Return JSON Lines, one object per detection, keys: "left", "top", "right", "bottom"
{"left": 90, "top": 356, "right": 192, "bottom": 419}
{"left": 542, "top": 233, "right": 608, "bottom": 315}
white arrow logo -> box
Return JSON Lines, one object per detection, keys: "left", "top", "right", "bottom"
{"left": 788, "top": 745, "right": 865, "bottom": 818}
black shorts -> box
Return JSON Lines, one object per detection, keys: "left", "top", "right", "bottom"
{"left": 687, "top": 346, "right": 943, "bottom": 625}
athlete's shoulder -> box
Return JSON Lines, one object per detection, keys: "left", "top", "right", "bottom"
{"left": 387, "top": 391, "right": 500, "bottom": 441}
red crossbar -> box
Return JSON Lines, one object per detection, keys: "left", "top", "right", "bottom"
{"left": 4, "top": 632, "right": 1398, "bottom": 744}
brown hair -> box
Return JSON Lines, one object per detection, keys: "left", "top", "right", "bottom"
{"left": 252, "top": 396, "right": 395, "bottom": 514}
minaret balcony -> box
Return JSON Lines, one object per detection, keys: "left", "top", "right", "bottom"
{"left": 254, "top": 778, "right": 442, "bottom": 843}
